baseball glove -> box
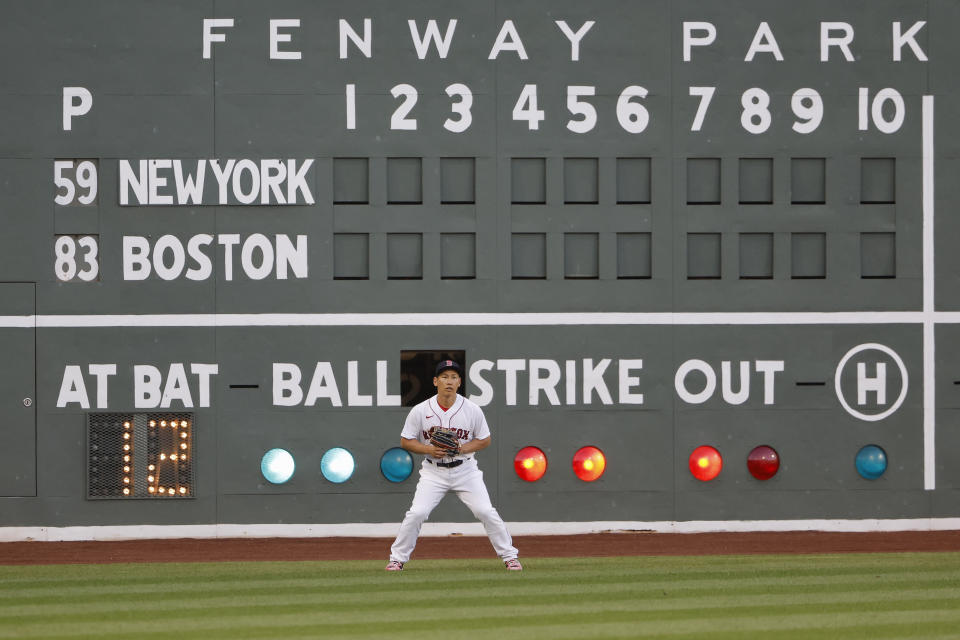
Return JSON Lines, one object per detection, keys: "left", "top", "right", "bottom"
{"left": 430, "top": 427, "right": 461, "bottom": 456}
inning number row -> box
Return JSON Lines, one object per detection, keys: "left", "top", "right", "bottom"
{"left": 346, "top": 84, "right": 908, "bottom": 134}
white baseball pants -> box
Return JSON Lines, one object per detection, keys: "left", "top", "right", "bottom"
{"left": 389, "top": 459, "right": 518, "bottom": 563}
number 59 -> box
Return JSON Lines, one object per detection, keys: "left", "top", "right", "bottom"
{"left": 54, "top": 159, "right": 98, "bottom": 205}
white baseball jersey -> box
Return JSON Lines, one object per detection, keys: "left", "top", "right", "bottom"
{"left": 400, "top": 393, "right": 490, "bottom": 461}
{"left": 390, "top": 391, "right": 518, "bottom": 564}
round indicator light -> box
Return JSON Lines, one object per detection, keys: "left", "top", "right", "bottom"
{"left": 746, "top": 445, "right": 780, "bottom": 480}
{"left": 572, "top": 446, "right": 606, "bottom": 482}
{"left": 514, "top": 446, "right": 547, "bottom": 482}
{"left": 260, "top": 448, "right": 295, "bottom": 484}
{"left": 380, "top": 447, "right": 414, "bottom": 483}
{"left": 855, "top": 444, "right": 887, "bottom": 480}
{"left": 689, "top": 445, "right": 722, "bottom": 481}
{"left": 320, "top": 447, "right": 355, "bottom": 484}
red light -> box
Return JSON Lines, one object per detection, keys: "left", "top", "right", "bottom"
{"left": 514, "top": 446, "right": 547, "bottom": 482}
{"left": 689, "top": 445, "right": 722, "bottom": 481}
{"left": 747, "top": 445, "right": 780, "bottom": 480}
{"left": 572, "top": 446, "right": 606, "bottom": 482}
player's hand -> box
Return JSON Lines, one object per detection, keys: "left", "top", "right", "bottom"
{"left": 428, "top": 445, "right": 448, "bottom": 458}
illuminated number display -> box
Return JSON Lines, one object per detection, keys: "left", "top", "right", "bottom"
{"left": 87, "top": 413, "right": 194, "bottom": 499}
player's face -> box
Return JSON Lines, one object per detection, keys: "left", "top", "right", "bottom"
{"left": 433, "top": 370, "right": 461, "bottom": 394}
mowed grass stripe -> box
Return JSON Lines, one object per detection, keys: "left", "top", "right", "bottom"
{"left": 1, "top": 583, "right": 959, "bottom": 629}
{"left": 2, "top": 576, "right": 959, "bottom": 623}
{"left": 664, "top": 623, "right": 960, "bottom": 640}
{"left": 0, "top": 566, "right": 960, "bottom": 616}
{"left": 0, "top": 554, "right": 958, "bottom": 639}
{"left": 5, "top": 600, "right": 960, "bottom": 640}
{"left": 0, "top": 552, "right": 954, "bottom": 589}
{"left": 2, "top": 558, "right": 958, "bottom": 603}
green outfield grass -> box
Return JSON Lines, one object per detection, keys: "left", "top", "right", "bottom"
{"left": 0, "top": 553, "right": 959, "bottom": 639}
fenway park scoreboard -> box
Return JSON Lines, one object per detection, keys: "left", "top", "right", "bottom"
{"left": 1, "top": 0, "right": 958, "bottom": 532}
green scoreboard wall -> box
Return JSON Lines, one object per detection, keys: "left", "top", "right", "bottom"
{"left": 1, "top": 0, "right": 958, "bottom": 533}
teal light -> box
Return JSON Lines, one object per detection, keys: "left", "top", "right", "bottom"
{"left": 855, "top": 445, "right": 887, "bottom": 480}
{"left": 261, "top": 448, "right": 295, "bottom": 484}
{"left": 321, "top": 447, "right": 355, "bottom": 483}
{"left": 380, "top": 447, "right": 414, "bottom": 483}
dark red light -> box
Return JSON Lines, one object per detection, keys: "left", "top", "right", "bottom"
{"left": 514, "top": 446, "right": 547, "bottom": 482}
{"left": 746, "top": 445, "right": 780, "bottom": 480}
{"left": 688, "top": 445, "right": 722, "bottom": 481}
{"left": 572, "top": 446, "right": 606, "bottom": 482}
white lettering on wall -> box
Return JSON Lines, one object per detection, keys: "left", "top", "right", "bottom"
{"left": 820, "top": 22, "right": 855, "bottom": 61}
{"left": 892, "top": 21, "right": 927, "bottom": 61}
{"left": 62, "top": 87, "right": 92, "bottom": 131}
{"left": 497, "top": 359, "right": 526, "bottom": 406}
{"left": 857, "top": 362, "right": 887, "bottom": 406}
{"left": 583, "top": 358, "right": 613, "bottom": 405}
{"left": 270, "top": 19, "right": 302, "bottom": 60}
{"left": 744, "top": 22, "right": 783, "bottom": 61}
{"left": 676, "top": 359, "right": 784, "bottom": 405}
{"left": 528, "top": 359, "right": 561, "bottom": 406}
{"left": 56, "top": 364, "right": 116, "bottom": 409}
{"left": 468, "top": 360, "right": 495, "bottom": 406}
{"left": 275, "top": 361, "right": 403, "bottom": 407}
{"left": 754, "top": 360, "right": 785, "bottom": 405}
{"left": 271, "top": 358, "right": 654, "bottom": 408}
{"left": 555, "top": 20, "right": 594, "bottom": 61}
{"left": 408, "top": 19, "right": 457, "bottom": 59}
{"left": 675, "top": 359, "right": 716, "bottom": 404}
{"left": 57, "top": 365, "right": 90, "bottom": 408}
{"left": 488, "top": 20, "right": 528, "bottom": 60}
{"left": 618, "top": 359, "right": 644, "bottom": 405}
{"left": 199, "top": 18, "right": 930, "bottom": 65}
{"left": 339, "top": 19, "right": 372, "bottom": 58}
{"left": 118, "top": 159, "right": 315, "bottom": 206}
{"left": 202, "top": 18, "right": 234, "bottom": 58}
{"left": 683, "top": 22, "right": 716, "bottom": 62}
{"left": 347, "top": 360, "right": 373, "bottom": 407}
{"left": 377, "top": 360, "right": 401, "bottom": 407}
{"left": 122, "top": 233, "right": 307, "bottom": 282}
{"left": 88, "top": 364, "right": 117, "bottom": 409}
{"left": 134, "top": 363, "right": 218, "bottom": 409}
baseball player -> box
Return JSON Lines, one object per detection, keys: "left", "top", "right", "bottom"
{"left": 385, "top": 359, "right": 521, "bottom": 571}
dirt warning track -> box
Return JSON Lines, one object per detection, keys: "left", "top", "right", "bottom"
{"left": 1, "top": 531, "right": 959, "bottom": 565}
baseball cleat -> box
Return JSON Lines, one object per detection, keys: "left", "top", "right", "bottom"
{"left": 504, "top": 558, "right": 523, "bottom": 571}
{"left": 385, "top": 560, "right": 404, "bottom": 571}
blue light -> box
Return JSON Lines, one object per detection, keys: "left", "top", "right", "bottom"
{"left": 320, "top": 447, "right": 355, "bottom": 483}
{"left": 261, "top": 448, "right": 295, "bottom": 484}
{"left": 380, "top": 447, "right": 414, "bottom": 483}
{"left": 855, "top": 445, "right": 888, "bottom": 480}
